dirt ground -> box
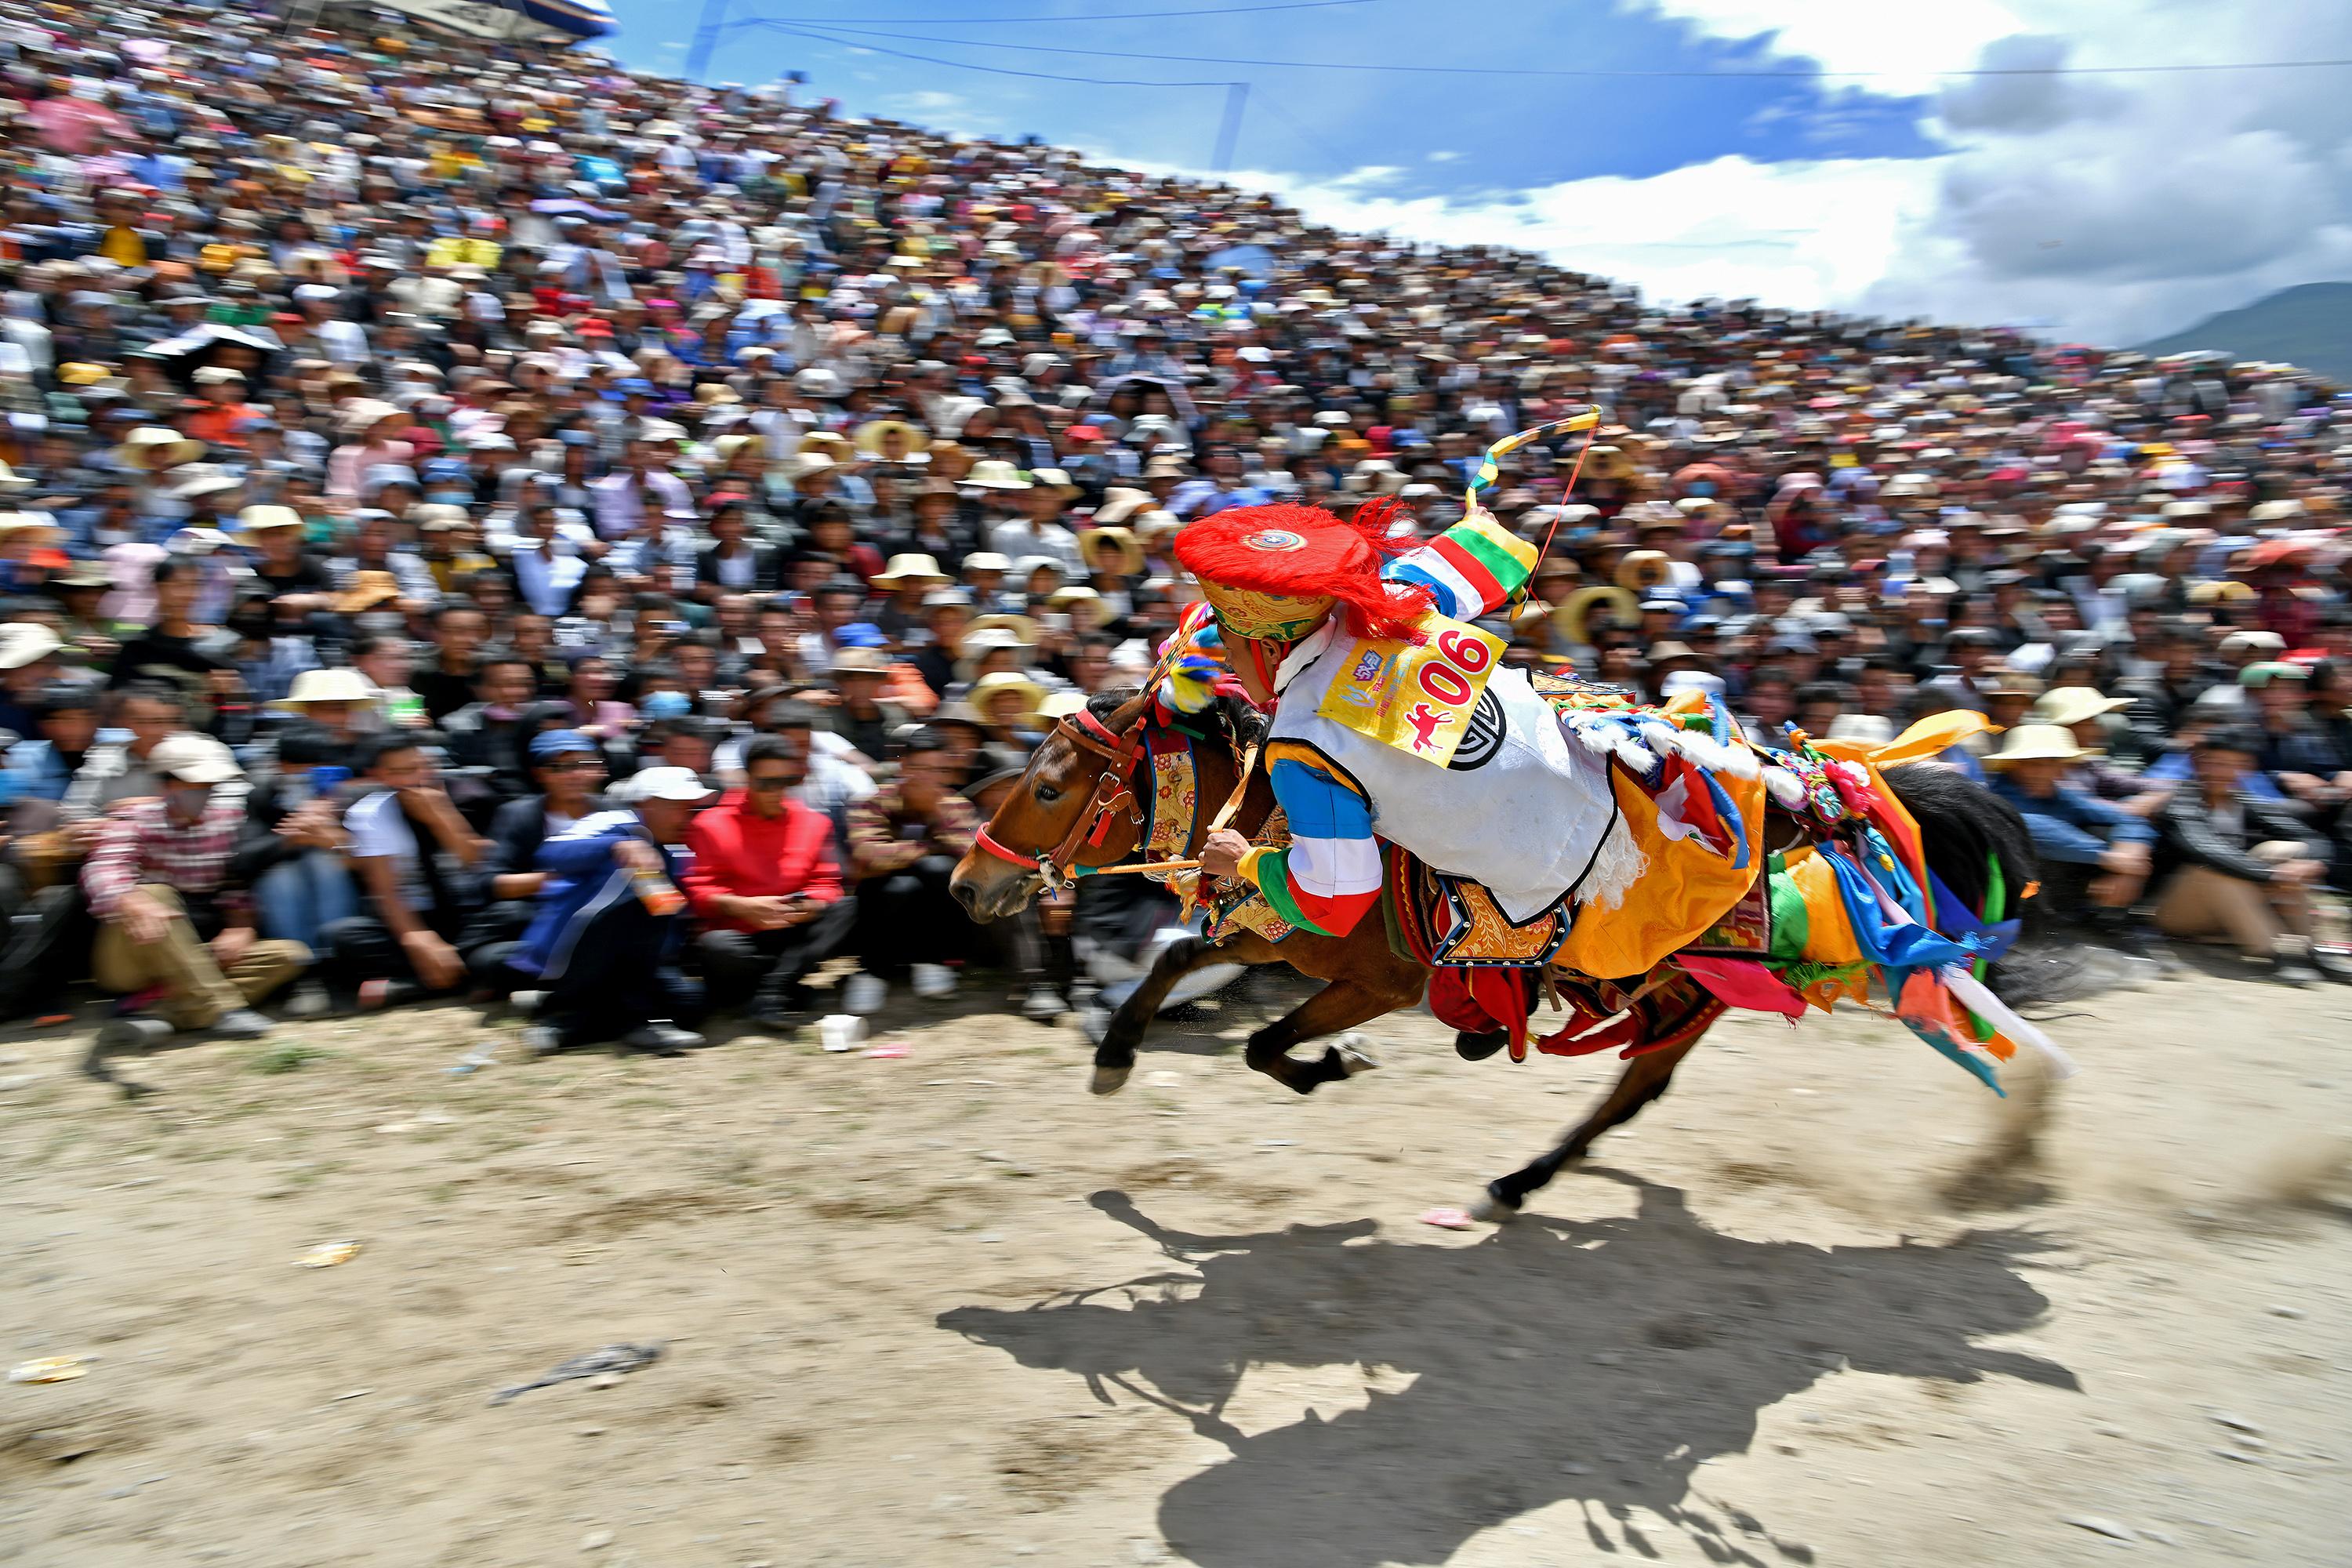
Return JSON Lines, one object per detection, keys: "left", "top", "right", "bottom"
{"left": 1, "top": 959, "right": 2347, "bottom": 1568}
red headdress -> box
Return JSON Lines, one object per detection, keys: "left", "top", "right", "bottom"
{"left": 1172, "top": 501, "right": 1432, "bottom": 643}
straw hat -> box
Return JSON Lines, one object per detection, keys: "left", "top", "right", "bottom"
{"left": 964, "top": 459, "right": 1033, "bottom": 492}
{"left": 334, "top": 570, "right": 404, "bottom": 615}
{"left": 970, "top": 670, "right": 1047, "bottom": 717}
{"left": 268, "top": 667, "right": 376, "bottom": 710}
{"left": 1079, "top": 525, "right": 1145, "bottom": 575}
{"left": 234, "top": 504, "right": 305, "bottom": 535}
{"left": 2031, "top": 688, "right": 2133, "bottom": 728}
{"left": 967, "top": 613, "right": 1040, "bottom": 645}
{"left": 1614, "top": 550, "right": 1672, "bottom": 594}
{"left": 873, "top": 552, "right": 949, "bottom": 586}
{"left": 797, "top": 430, "right": 854, "bottom": 460}
{"left": 853, "top": 418, "right": 930, "bottom": 457}
{"left": 1983, "top": 723, "right": 2089, "bottom": 768}
{"left": 336, "top": 397, "right": 404, "bottom": 437}
{"left": 115, "top": 426, "right": 206, "bottom": 470}
{"left": 1981, "top": 666, "right": 2045, "bottom": 701}
{"left": 1091, "top": 487, "right": 1153, "bottom": 525}
{"left": 1554, "top": 585, "right": 1638, "bottom": 646}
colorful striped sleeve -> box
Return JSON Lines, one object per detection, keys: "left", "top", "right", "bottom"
{"left": 1383, "top": 507, "right": 1538, "bottom": 621}
{"left": 1236, "top": 746, "right": 1382, "bottom": 937}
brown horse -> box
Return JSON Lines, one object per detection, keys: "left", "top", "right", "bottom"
{"left": 949, "top": 688, "right": 2039, "bottom": 1218}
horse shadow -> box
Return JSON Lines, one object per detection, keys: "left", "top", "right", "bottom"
{"left": 940, "top": 1174, "right": 2077, "bottom": 1566}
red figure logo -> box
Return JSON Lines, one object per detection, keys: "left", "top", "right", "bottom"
{"left": 1405, "top": 702, "right": 1448, "bottom": 751}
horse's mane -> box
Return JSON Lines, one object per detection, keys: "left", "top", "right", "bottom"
{"left": 1087, "top": 686, "right": 1268, "bottom": 750}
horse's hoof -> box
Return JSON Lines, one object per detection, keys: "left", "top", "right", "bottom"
{"left": 1334, "top": 1033, "right": 1380, "bottom": 1076}
{"left": 1089, "top": 1063, "right": 1132, "bottom": 1097}
{"left": 1468, "top": 1189, "right": 1519, "bottom": 1225}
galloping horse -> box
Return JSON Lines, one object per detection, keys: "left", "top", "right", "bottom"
{"left": 949, "top": 686, "right": 2038, "bottom": 1218}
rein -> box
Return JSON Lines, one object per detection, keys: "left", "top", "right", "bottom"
{"left": 972, "top": 704, "right": 1150, "bottom": 891}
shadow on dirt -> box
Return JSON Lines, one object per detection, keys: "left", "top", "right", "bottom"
{"left": 942, "top": 1172, "right": 2075, "bottom": 1566}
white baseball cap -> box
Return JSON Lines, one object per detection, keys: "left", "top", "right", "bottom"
{"left": 624, "top": 766, "right": 716, "bottom": 804}
{"left": 149, "top": 733, "right": 241, "bottom": 786}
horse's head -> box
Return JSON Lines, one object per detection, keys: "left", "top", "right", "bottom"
{"left": 951, "top": 690, "right": 1154, "bottom": 923}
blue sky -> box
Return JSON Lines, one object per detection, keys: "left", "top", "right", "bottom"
{"left": 597, "top": 1, "right": 2352, "bottom": 347}
{"left": 606, "top": 0, "right": 1939, "bottom": 191}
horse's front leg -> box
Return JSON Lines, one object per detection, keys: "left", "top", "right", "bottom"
{"left": 1090, "top": 932, "right": 1209, "bottom": 1094}
{"left": 1243, "top": 973, "right": 1418, "bottom": 1095}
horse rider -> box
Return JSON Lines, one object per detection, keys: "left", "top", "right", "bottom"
{"left": 1175, "top": 492, "right": 1629, "bottom": 938}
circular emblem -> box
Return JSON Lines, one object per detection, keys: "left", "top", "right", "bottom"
{"left": 1446, "top": 690, "right": 1507, "bottom": 771}
{"left": 1241, "top": 528, "right": 1308, "bottom": 553}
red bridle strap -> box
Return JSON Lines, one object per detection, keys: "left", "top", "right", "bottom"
{"left": 975, "top": 704, "right": 1151, "bottom": 886}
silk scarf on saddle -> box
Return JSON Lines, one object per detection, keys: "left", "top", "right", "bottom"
{"left": 1673, "top": 713, "right": 2075, "bottom": 1095}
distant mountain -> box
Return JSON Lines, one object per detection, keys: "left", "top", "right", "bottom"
{"left": 2135, "top": 282, "right": 2352, "bottom": 383}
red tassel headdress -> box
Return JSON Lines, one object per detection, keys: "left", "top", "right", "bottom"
{"left": 1172, "top": 501, "right": 1432, "bottom": 642}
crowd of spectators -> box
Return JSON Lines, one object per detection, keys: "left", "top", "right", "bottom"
{"left": 2, "top": 0, "right": 2350, "bottom": 1063}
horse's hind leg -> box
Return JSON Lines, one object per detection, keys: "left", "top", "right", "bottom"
{"left": 1475, "top": 1038, "right": 1700, "bottom": 1219}
{"left": 1244, "top": 973, "right": 1417, "bottom": 1095}
{"left": 1089, "top": 931, "right": 1282, "bottom": 1096}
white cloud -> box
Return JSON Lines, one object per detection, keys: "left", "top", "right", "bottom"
{"left": 1189, "top": 3, "right": 2352, "bottom": 346}
{"left": 1229, "top": 154, "right": 1939, "bottom": 320}
{"left": 1638, "top": 0, "right": 2026, "bottom": 93}
{"left": 1425, "top": 150, "right": 1462, "bottom": 164}
{"left": 896, "top": 89, "right": 965, "bottom": 114}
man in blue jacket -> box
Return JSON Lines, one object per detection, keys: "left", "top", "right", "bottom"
{"left": 1984, "top": 722, "right": 2159, "bottom": 943}
{"left": 514, "top": 766, "right": 713, "bottom": 1057}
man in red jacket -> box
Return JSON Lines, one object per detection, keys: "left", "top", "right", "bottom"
{"left": 682, "top": 735, "right": 855, "bottom": 1033}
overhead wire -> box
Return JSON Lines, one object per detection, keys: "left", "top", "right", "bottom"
{"left": 735, "top": 20, "right": 1243, "bottom": 89}
{"left": 726, "top": 0, "right": 1369, "bottom": 23}
{"left": 756, "top": 20, "right": 2352, "bottom": 80}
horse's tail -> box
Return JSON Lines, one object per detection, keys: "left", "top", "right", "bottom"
{"left": 1881, "top": 762, "right": 2084, "bottom": 1007}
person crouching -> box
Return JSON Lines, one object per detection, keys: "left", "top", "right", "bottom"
{"left": 511, "top": 766, "right": 714, "bottom": 1056}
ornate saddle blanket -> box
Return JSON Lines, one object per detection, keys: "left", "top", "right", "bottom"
{"left": 1382, "top": 844, "right": 1568, "bottom": 968}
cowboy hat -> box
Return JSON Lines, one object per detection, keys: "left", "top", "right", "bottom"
{"left": 797, "top": 429, "right": 854, "bottom": 459}
{"left": 268, "top": 667, "right": 376, "bottom": 710}
{"left": 168, "top": 465, "right": 244, "bottom": 502}
{"left": 873, "top": 552, "right": 949, "bottom": 586}
{"left": 1614, "top": 550, "right": 1673, "bottom": 594}
{"left": 333, "top": 571, "right": 405, "bottom": 615}
{"left": 833, "top": 647, "right": 892, "bottom": 676}
{"left": 1554, "top": 585, "right": 1638, "bottom": 646}
{"left": 114, "top": 426, "right": 206, "bottom": 470}
{"left": 336, "top": 398, "right": 405, "bottom": 437}
{"left": 964, "top": 459, "right": 1033, "bottom": 491}
{"left": 967, "top": 613, "right": 1040, "bottom": 645}
{"left": 234, "top": 504, "right": 305, "bottom": 535}
{"left": 0, "top": 463, "right": 31, "bottom": 492}
{"left": 2031, "top": 688, "right": 2133, "bottom": 728}
{"left": 1091, "top": 487, "right": 1154, "bottom": 525}
{"left": 1980, "top": 667, "right": 2045, "bottom": 701}
{"left": 1078, "top": 526, "right": 1145, "bottom": 576}
{"left": 1983, "top": 723, "right": 2089, "bottom": 768}
{"left": 853, "top": 419, "right": 930, "bottom": 456}
{"left": 970, "top": 670, "right": 1047, "bottom": 717}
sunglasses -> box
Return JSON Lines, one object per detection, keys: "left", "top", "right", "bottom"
{"left": 746, "top": 775, "right": 795, "bottom": 792}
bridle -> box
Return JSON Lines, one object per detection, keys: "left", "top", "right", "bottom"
{"left": 971, "top": 702, "right": 1148, "bottom": 891}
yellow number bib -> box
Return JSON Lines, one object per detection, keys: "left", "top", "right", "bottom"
{"left": 1316, "top": 613, "right": 1505, "bottom": 768}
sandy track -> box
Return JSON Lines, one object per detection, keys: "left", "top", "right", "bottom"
{"left": 2, "top": 964, "right": 2347, "bottom": 1566}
